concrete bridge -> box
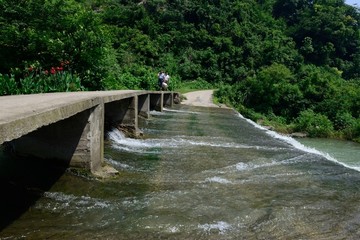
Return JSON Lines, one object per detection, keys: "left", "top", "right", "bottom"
{"left": 0, "top": 90, "right": 177, "bottom": 176}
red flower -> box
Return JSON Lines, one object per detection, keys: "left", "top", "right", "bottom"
{"left": 56, "top": 66, "right": 63, "bottom": 71}
{"left": 44, "top": 70, "right": 49, "bottom": 75}
{"left": 50, "top": 67, "right": 56, "bottom": 74}
{"left": 28, "top": 67, "right": 33, "bottom": 72}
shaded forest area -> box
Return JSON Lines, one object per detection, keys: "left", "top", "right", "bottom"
{"left": 0, "top": 0, "right": 360, "bottom": 141}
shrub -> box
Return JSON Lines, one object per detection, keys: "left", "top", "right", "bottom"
{"left": 178, "top": 78, "right": 213, "bottom": 92}
{"left": 239, "top": 63, "right": 303, "bottom": 119}
{"left": 341, "top": 117, "right": 360, "bottom": 141}
{"left": 353, "top": 119, "right": 360, "bottom": 143}
{"left": 0, "top": 74, "right": 19, "bottom": 95}
{"left": 214, "top": 85, "right": 234, "bottom": 106}
{"left": 103, "top": 64, "right": 181, "bottom": 91}
{"left": 0, "top": 0, "right": 115, "bottom": 91}
{"left": 334, "top": 112, "right": 356, "bottom": 131}
{"left": 294, "top": 109, "right": 334, "bottom": 137}
{"left": 0, "top": 63, "right": 84, "bottom": 95}
{"left": 20, "top": 71, "right": 83, "bottom": 94}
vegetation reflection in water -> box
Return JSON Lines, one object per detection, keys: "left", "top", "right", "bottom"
{"left": 1, "top": 105, "right": 360, "bottom": 239}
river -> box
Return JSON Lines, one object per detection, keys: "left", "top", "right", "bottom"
{"left": 1, "top": 104, "right": 360, "bottom": 239}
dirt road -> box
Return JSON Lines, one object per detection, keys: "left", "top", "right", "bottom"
{"left": 181, "top": 89, "right": 229, "bottom": 108}
{"left": 181, "top": 90, "right": 220, "bottom": 107}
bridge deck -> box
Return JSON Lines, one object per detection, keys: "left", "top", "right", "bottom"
{"left": 0, "top": 90, "right": 155, "bottom": 144}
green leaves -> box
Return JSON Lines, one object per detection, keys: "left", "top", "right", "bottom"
{"left": 274, "top": 0, "right": 360, "bottom": 79}
{"left": 0, "top": 70, "right": 83, "bottom": 95}
{"left": 0, "top": 0, "right": 116, "bottom": 90}
{"left": 0, "top": 74, "right": 18, "bottom": 95}
{"left": 1, "top": 0, "right": 360, "bottom": 142}
{"left": 295, "top": 109, "right": 334, "bottom": 137}
{"left": 239, "top": 63, "right": 303, "bottom": 118}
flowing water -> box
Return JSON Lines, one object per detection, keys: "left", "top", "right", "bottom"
{"left": 297, "top": 137, "right": 360, "bottom": 172}
{"left": 1, "top": 105, "right": 360, "bottom": 239}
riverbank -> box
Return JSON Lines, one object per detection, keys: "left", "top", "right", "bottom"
{"left": 181, "top": 90, "right": 360, "bottom": 144}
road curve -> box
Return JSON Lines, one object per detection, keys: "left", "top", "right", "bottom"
{"left": 181, "top": 90, "right": 220, "bottom": 107}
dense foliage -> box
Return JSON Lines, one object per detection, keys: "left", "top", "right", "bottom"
{"left": 1, "top": 0, "right": 360, "bottom": 141}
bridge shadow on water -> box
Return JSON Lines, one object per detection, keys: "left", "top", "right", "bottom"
{"left": 0, "top": 146, "right": 68, "bottom": 231}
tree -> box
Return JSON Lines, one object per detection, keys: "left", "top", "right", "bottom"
{"left": 240, "top": 63, "right": 303, "bottom": 119}
{"left": 273, "top": 0, "right": 360, "bottom": 79}
{"left": 0, "top": 0, "right": 117, "bottom": 90}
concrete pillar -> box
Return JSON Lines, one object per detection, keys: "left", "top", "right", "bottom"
{"left": 163, "top": 92, "right": 173, "bottom": 107}
{"left": 150, "top": 93, "right": 163, "bottom": 111}
{"left": 9, "top": 102, "right": 104, "bottom": 173}
{"left": 80, "top": 103, "right": 104, "bottom": 172}
{"left": 105, "top": 97, "right": 139, "bottom": 136}
{"left": 138, "top": 94, "right": 150, "bottom": 118}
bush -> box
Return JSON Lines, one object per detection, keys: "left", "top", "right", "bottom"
{"left": 103, "top": 64, "right": 181, "bottom": 91}
{"left": 237, "top": 107, "right": 265, "bottom": 123}
{"left": 341, "top": 117, "right": 360, "bottom": 141}
{"left": 0, "top": 74, "right": 19, "bottom": 95}
{"left": 294, "top": 109, "right": 334, "bottom": 137}
{"left": 239, "top": 64, "right": 303, "bottom": 119}
{"left": 214, "top": 85, "right": 234, "bottom": 106}
{"left": 178, "top": 78, "right": 213, "bottom": 92}
{"left": 0, "top": 0, "right": 115, "bottom": 91}
{"left": 262, "top": 114, "right": 292, "bottom": 134}
{"left": 20, "top": 71, "right": 83, "bottom": 94}
{"left": 0, "top": 64, "right": 84, "bottom": 95}
{"left": 334, "top": 112, "right": 356, "bottom": 131}
{"left": 353, "top": 119, "right": 360, "bottom": 143}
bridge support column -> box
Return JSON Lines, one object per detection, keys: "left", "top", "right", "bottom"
{"left": 138, "top": 94, "right": 150, "bottom": 118}
{"left": 105, "top": 97, "right": 139, "bottom": 137}
{"left": 150, "top": 93, "right": 163, "bottom": 111}
{"left": 9, "top": 102, "right": 104, "bottom": 173}
{"left": 72, "top": 103, "right": 104, "bottom": 172}
{"left": 163, "top": 92, "right": 173, "bottom": 107}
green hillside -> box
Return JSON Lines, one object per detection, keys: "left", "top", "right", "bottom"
{"left": 1, "top": 0, "right": 360, "bottom": 141}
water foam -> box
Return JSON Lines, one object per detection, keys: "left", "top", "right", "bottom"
{"left": 198, "top": 221, "right": 232, "bottom": 234}
{"left": 107, "top": 129, "right": 163, "bottom": 153}
{"left": 39, "top": 192, "right": 112, "bottom": 211}
{"left": 149, "top": 110, "right": 166, "bottom": 116}
{"left": 107, "top": 128, "right": 277, "bottom": 154}
{"left": 236, "top": 154, "right": 311, "bottom": 171}
{"left": 163, "top": 108, "right": 201, "bottom": 115}
{"left": 170, "top": 137, "right": 287, "bottom": 151}
{"left": 236, "top": 113, "right": 360, "bottom": 172}
{"left": 205, "top": 176, "right": 232, "bottom": 184}
{"left": 235, "top": 160, "right": 277, "bottom": 171}
{"left": 105, "top": 158, "right": 133, "bottom": 170}
{"left": 108, "top": 130, "right": 152, "bottom": 148}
